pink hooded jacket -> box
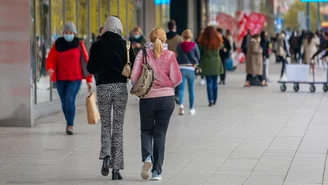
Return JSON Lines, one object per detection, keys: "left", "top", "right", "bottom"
{"left": 131, "top": 42, "right": 182, "bottom": 99}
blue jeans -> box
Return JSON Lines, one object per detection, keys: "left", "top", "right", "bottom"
{"left": 205, "top": 76, "right": 218, "bottom": 103}
{"left": 56, "top": 80, "right": 81, "bottom": 126}
{"left": 178, "top": 68, "right": 196, "bottom": 109}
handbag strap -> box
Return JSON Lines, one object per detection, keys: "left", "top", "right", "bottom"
{"left": 142, "top": 48, "right": 148, "bottom": 64}
{"left": 126, "top": 41, "right": 131, "bottom": 65}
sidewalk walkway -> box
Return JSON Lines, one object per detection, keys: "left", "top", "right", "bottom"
{"left": 1, "top": 63, "right": 328, "bottom": 185}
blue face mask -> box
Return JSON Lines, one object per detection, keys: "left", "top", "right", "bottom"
{"left": 134, "top": 35, "right": 141, "bottom": 39}
{"left": 63, "top": 34, "right": 74, "bottom": 42}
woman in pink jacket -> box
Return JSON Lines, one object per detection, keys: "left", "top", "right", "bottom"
{"left": 131, "top": 27, "right": 182, "bottom": 181}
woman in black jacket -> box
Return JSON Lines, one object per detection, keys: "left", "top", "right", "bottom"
{"left": 87, "top": 16, "right": 135, "bottom": 180}
{"left": 260, "top": 31, "right": 270, "bottom": 82}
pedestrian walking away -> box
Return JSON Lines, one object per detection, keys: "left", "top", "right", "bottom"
{"left": 177, "top": 29, "right": 200, "bottom": 116}
{"left": 87, "top": 16, "right": 135, "bottom": 180}
{"left": 198, "top": 26, "right": 224, "bottom": 107}
{"left": 131, "top": 27, "right": 182, "bottom": 181}
{"left": 166, "top": 20, "right": 183, "bottom": 104}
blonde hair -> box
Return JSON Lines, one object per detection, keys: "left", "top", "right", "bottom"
{"left": 149, "top": 27, "right": 167, "bottom": 58}
{"left": 182, "top": 29, "right": 193, "bottom": 40}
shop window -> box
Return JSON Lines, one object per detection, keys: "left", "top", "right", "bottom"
{"left": 91, "top": 0, "right": 100, "bottom": 45}
{"left": 127, "top": 0, "right": 138, "bottom": 36}
{"left": 51, "top": 0, "right": 64, "bottom": 43}
{"left": 101, "top": 0, "right": 109, "bottom": 27}
{"left": 78, "top": 0, "right": 88, "bottom": 45}
{"left": 35, "top": 0, "right": 52, "bottom": 103}
{"left": 65, "top": 0, "right": 77, "bottom": 23}
{"left": 110, "top": 0, "right": 118, "bottom": 16}
{"left": 155, "top": 0, "right": 170, "bottom": 29}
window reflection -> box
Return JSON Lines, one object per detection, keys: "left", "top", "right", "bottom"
{"left": 36, "top": 0, "right": 52, "bottom": 103}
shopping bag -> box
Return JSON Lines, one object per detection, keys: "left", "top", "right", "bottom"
{"left": 86, "top": 91, "right": 100, "bottom": 124}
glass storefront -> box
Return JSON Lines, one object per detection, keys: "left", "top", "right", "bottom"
{"left": 155, "top": 0, "right": 170, "bottom": 30}
{"left": 31, "top": 0, "right": 142, "bottom": 105}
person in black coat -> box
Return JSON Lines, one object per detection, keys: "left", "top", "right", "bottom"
{"left": 87, "top": 16, "right": 135, "bottom": 180}
{"left": 217, "top": 28, "right": 231, "bottom": 85}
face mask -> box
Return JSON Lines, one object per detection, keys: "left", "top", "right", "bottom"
{"left": 64, "top": 34, "right": 74, "bottom": 42}
{"left": 134, "top": 35, "right": 141, "bottom": 39}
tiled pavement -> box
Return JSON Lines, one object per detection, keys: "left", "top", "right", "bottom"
{"left": 1, "top": 62, "right": 328, "bottom": 185}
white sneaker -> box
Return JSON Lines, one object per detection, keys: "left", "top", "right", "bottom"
{"left": 179, "top": 105, "right": 184, "bottom": 115}
{"left": 150, "top": 170, "right": 162, "bottom": 181}
{"left": 179, "top": 108, "right": 184, "bottom": 116}
{"left": 141, "top": 157, "right": 152, "bottom": 180}
{"left": 190, "top": 109, "right": 196, "bottom": 115}
{"left": 280, "top": 75, "right": 287, "bottom": 82}
{"left": 200, "top": 79, "right": 206, "bottom": 85}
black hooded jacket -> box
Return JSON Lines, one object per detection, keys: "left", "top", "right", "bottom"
{"left": 87, "top": 31, "right": 135, "bottom": 85}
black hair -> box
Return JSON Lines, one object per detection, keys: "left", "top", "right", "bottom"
{"left": 260, "top": 30, "right": 266, "bottom": 39}
{"left": 167, "top": 20, "right": 176, "bottom": 31}
{"left": 217, "top": 28, "right": 223, "bottom": 34}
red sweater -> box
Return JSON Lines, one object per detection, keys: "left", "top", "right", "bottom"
{"left": 46, "top": 41, "right": 92, "bottom": 83}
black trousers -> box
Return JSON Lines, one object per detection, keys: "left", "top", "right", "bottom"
{"left": 139, "top": 96, "right": 175, "bottom": 174}
{"left": 277, "top": 56, "right": 287, "bottom": 78}
{"left": 220, "top": 58, "right": 227, "bottom": 81}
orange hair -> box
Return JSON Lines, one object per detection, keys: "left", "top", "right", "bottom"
{"left": 197, "top": 26, "right": 223, "bottom": 49}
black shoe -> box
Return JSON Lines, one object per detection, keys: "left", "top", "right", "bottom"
{"left": 101, "top": 156, "right": 110, "bottom": 176}
{"left": 112, "top": 169, "right": 123, "bottom": 180}
{"left": 208, "top": 103, "right": 214, "bottom": 107}
{"left": 222, "top": 81, "right": 225, "bottom": 85}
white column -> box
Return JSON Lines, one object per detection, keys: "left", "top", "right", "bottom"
{"left": 187, "top": 0, "right": 197, "bottom": 34}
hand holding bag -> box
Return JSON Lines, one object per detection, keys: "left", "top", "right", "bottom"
{"left": 130, "top": 49, "right": 154, "bottom": 98}
{"left": 122, "top": 41, "right": 131, "bottom": 78}
{"left": 86, "top": 91, "right": 100, "bottom": 124}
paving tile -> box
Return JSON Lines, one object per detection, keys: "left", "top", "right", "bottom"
{"left": 1, "top": 63, "right": 327, "bottom": 184}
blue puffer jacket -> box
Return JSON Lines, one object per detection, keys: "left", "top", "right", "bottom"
{"left": 177, "top": 42, "right": 200, "bottom": 65}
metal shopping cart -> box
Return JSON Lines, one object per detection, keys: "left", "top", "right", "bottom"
{"left": 278, "top": 62, "right": 328, "bottom": 93}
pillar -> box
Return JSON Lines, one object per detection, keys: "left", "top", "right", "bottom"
{"left": 0, "top": 0, "right": 34, "bottom": 127}
{"left": 143, "top": 0, "right": 156, "bottom": 36}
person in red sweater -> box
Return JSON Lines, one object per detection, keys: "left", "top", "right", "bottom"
{"left": 46, "top": 22, "right": 92, "bottom": 135}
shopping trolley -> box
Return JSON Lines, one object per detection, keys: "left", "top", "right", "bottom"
{"left": 278, "top": 63, "right": 328, "bottom": 93}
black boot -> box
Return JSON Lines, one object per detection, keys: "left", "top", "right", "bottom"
{"left": 112, "top": 169, "right": 123, "bottom": 180}
{"left": 101, "top": 156, "right": 110, "bottom": 176}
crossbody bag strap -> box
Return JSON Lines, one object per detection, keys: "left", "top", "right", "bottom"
{"left": 126, "top": 41, "right": 131, "bottom": 65}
